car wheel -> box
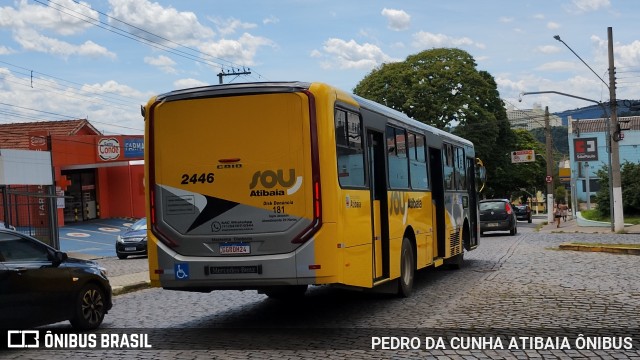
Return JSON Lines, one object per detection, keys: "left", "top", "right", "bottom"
{"left": 70, "top": 283, "right": 107, "bottom": 330}
{"left": 397, "top": 237, "right": 415, "bottom": 297}
{"left": 117, "top": 253, "right": 127, "bottom": 260}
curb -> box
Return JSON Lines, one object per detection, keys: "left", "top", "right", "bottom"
{"left": 559, "top": 243, "right": 640, "bottom": 255}
{"left": 112, "top": 281, "right": 151, "bottom": 296}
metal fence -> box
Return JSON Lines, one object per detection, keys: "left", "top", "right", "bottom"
{"left": 0, "top": 185, "right": 59, "bottom": 249}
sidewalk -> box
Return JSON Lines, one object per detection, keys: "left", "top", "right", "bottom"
{"left": 537, "top": 215, "right": 640, "bottom": 234}
{"left": 68, "top": 252, "right": 150, "bottom": 296}
{"left": 107, "top": 269, "right": 150, "bottom": 295}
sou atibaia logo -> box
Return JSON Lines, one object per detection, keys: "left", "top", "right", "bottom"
{"left": 98, "top": 138, "right": 121, "bottom": 161}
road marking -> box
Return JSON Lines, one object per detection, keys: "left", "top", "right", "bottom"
{"left": 66, "top": 232, "right": 90, "bottom": 238}
{"left": 59, "top": 237, "right": 112, "bottom": 246}
{"left": 98, "top": 227, "right": 121, "bottom": 232}
{"left": 63, "top": 227, "right": 120, "bottom": 236}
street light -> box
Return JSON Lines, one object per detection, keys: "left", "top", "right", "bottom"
{"left": 552, "top": 29, "right": 624, "bottom": 232}
{"left": 520, "top": 90, "right": 614, "bottom": 231}
{"left": 553, "top": 35, "right": 609, "bottom": 89}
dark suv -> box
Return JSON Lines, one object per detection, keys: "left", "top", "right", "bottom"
{"left": 513, "top": 204, "right": 532, "bottom": 223}
{"left": 479, "top": 199, "right": 517, "bottom": 236}
{"left": 0, "top": 229, "right": 112, "bottom": 329}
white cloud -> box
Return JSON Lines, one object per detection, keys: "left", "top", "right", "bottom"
{"left": 412, "top": 31, "right": 485, "bottom": 49}
{"left": 0, "top": 0, "right": 114, "bottom": 59}
{"left": 612, "top": 39, "right": 640, "bottom": 69}
{"left": 174, "top": 78, "right": 208, "bottom": 89}
{"left": 381, "top": 8, "right": 410, "bottom": 31}
{"left": 198, "top": 33, "right": 274, "bottom": 66}
{"left": 499, "top": 17, "right": 514, "bottom": 23}
{"left": 536, "top": 45, "right": 562, "bottom": 54}
{"left": 211, "top": 17, "right": 257, "bottom": 36}
{"left": 535, "top": 61, "right": 578, "bottom": 71}
{"left": 109, "top": 0, "right": 273, "bottom": 67}
{"left": 108, "top": 0, "right": 215, "bottom": 46}
{"left": 14, "top": 28, "right": 116, "bottom": 59}
{"left": 263, "top": 16, "right": 279, "bottom": 25}
{"left": 320, "top": 38, "right": 398, "bottom": 70}
{"left": 547, "top": 22, "right": 560, "bottom": 30}
{"left": 0, "top": 0, "right": 99, "bottom": 36}
{"left": 0, "top": 69, "right": 148, "bottom": 134}
{"left": 533, "top": 14, "right": 545, "bottom": 20}
{"left": 570, "top": 0, "right": 611, "bottom": 12}
{"left": 144, "top": 55, "right": 177, "bottom": 74}
{"left": 0, "top": 46, "right": 14, "bottom": 55}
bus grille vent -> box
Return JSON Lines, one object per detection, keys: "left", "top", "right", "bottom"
{"left": 450, "top": 230, "right": 461, "bottom": 255}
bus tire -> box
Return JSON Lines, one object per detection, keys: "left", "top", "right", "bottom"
{"left": 262, "top": 285, "right": 308, "bottom": 300}
{"left": 397, "top": 237, "right": 415, "bottom": 298}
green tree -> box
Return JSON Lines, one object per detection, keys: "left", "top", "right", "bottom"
{"left": 530, "top": 126, "right": 569, "bottom": 156}
{"left": 594, "top": 166, "right": 610, "bottom": 218}
{"left": 555, "top": 185, "right": 567, "bottom": 204}
{"left": 509, "top": 129, "right": 546, "bottom": 199}
{"left": 620, "top": 161, "right": 640, "bottom": 216}
{"left": 594, "top": 161, "right": 640, "bottom": 217}
{"left": 353, "top": 48, "right": 516, "bottom": 197}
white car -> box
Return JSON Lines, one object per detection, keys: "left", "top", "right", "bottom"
{"left": 0, "top": 221, "right": 15, "bottom": 230}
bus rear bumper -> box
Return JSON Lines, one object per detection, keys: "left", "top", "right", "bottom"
{"left": 153, "top": 237, "right": 319, "bottom": 291}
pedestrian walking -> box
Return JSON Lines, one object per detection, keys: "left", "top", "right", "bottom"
{"left": 554, "top": 204, "right": 562, "bottom": 228}
{"left": 561, "top": 203, "right": 568, "bottom": 222}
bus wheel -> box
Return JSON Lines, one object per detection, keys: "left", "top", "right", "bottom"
{"left": 262, "top": 285, "right": 308, "bottom": 300}
{"left": 397, "top": 237, "right": 415, "bottom": 298}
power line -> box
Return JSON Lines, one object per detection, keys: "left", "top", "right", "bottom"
{"left": 40, "top": 0, "right": 266, "bottom": 82}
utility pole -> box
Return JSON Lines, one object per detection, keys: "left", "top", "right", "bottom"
{"left": 545, "top": 106, "right": 554, "bottom": 224}
{"left": 608, "top": 27, "right": 624, "bottom": 232}
{"left": 217, "top": 67, "right": 251, "bottom": 84}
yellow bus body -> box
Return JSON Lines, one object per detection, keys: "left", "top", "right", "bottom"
{"left": 144, "top": 82, "right": 479, "bottom": 295}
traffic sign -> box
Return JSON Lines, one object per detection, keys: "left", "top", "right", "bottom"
{"left": 545, "top": 175, "right": 553, "bottom": 183}
{"left": 511, "top": 150, "right": 535, "bottom": 163}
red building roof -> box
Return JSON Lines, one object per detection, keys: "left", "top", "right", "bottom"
{"left": 0, "top": 119, "right": 101, "bottom": 150}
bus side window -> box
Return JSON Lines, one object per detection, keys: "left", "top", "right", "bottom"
{"left": 335, "top": 109, "right": 365, "bottom": 187}
{"left": 443, "top": 143, "right": 455, "bottom": 190}
{"left": 456, "top": 147, "right": 466, "bottom": 190}
{"left": 409, "top": 133, "right": 428, "bottom": 189}
{"left": 386, "top": 126, "right": 408, "bottom": 189}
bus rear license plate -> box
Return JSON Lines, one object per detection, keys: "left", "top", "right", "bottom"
{"left": 220, "top": 243, "right": 250, "bottom": 255}
{"left": 206, "top": 265, "right": 262, "bottom": 275}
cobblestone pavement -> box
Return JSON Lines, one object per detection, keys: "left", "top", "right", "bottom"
{"left": 4, "top": 227, "right": 640, "bottom": 359}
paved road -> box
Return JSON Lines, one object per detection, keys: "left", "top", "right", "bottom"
{"left": 5, "top": 220, "right": 640, "bottom": 359}
{"left": 58, "top": 218, "right": 139, "bottom": 257}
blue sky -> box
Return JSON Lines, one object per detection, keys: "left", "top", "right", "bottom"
{"left": 1, "top": 0, "right": 639, "bottom": 135}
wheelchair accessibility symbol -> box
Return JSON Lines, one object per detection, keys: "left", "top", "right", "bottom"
{"left": 174, "top": 263, "right": 189, "bottom": 280}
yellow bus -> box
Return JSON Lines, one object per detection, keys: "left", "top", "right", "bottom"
{"left": 143, "top": 81, "right": 482, "bottom": 298}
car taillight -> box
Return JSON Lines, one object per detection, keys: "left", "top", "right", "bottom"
{"left": 505, "top": 203, "right": 513, "bottom": 214}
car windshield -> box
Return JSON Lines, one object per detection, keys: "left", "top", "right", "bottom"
{"left": 130, "top": 219, "right": 147, "bottom": 231}
{"left": 480, "top": 202, "right": 504, "bottom": 211}
{"left": 516, "top": 205, "right": 527, "bottom": 210}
